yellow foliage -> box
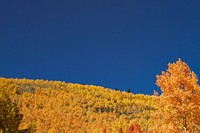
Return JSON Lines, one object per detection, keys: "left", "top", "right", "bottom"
{"left": 155, "top": 59, "right": 200, "bottom": 132}
{"left": 0, "top": 77, "right": 154, "bottom": 133}
{"left": 0, "top": 80, "right": 22, "bottom": 133}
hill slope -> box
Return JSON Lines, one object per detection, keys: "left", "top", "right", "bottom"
{"left": 0, "top": 78, "right": 155, "bottom": 133}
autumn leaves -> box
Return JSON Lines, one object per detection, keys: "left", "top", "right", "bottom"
{"left": 155, "top": 59, "right": 200, "bottom": 132}
{"left": 0, "top": 59, "right": 200, "bottom": 132}
{"left": 0, "top": 78, "right": 154, "bottom": 132}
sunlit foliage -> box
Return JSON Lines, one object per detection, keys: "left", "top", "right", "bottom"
{"left": 1, "top": 59, "right": 200, "bottom": 133}
{"left": 155, "top": 59, "right": 200, "bottom": 132}
{"left": 0, "top": 78, "right": 154, "bottom": 133}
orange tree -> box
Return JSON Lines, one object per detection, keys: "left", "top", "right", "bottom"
{"left": 155, "top": 59, "right": 200, "bottom": 132}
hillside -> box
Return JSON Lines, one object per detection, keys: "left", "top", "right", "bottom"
{"left": 1, "top": 59, "right": 200, "bottom": 133}
{"left": 0, "top": 77, "right": 155, "bottom": 133}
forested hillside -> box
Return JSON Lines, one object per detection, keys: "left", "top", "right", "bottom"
{"left": 0, "top": 77, "right": 155, "bottom": 133}
{"left": 1, "top": 59, "right": 200, "bottom": 133}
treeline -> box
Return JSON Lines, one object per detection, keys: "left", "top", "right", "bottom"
{"left": 1, "top": 59, "right": 200, "bottom": 132}
{"left": 0, "top": 78, "right": 154, "bottom": 133}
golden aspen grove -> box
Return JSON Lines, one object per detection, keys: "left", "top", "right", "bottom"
{"left": 0, "top": 59, "right": 200, "bottom": 133}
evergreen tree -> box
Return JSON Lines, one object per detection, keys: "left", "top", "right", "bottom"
{"left": 127, "top": 88, "right": 131, "bottom": 93}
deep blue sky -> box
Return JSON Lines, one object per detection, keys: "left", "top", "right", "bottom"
{"left": 1, "top": 0, "right": 200, "bottom": 94}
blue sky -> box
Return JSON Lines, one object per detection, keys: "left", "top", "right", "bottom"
{"left": 1, "top": 0, "right": 200, "bottom": 94}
